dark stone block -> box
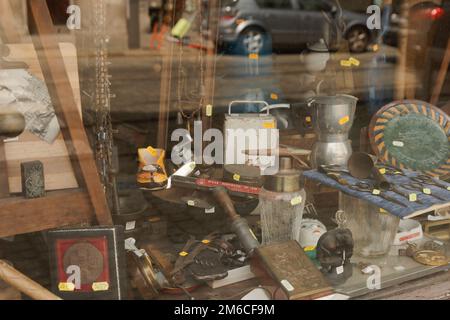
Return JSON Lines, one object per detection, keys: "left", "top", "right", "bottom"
{"left": 21, "top": 161, "right": 45, "bottom": 199}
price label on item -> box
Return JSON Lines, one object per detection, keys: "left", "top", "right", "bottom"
{"left": 340, "top": 60, "right": 352, "bottom": 67}
{"left": 348, "top": 57, "right": 361, "bottom": 66}
{"left": 92, "top": 282, "right": 109, "bottom": 292}
{"left": 291, "top": 196, "right": 303, "bottom": 206}
{"left": 187, "top": 200, "right": 196, "bottom": 207}
{"left": 58, "top": 282, "right": 75, "bottom": 292}
{"left": 206, "top": 104, "right": 213, "bottom": 117}
{"left": 263, "top": 121, "right": 276, "bottom": 129}
{"left": 339, "top": 116, "right": 350, "bottom": 125}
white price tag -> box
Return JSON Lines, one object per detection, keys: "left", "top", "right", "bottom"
{"left": 361, "top": 266, "right": 374, "bottom": 274}
{"left": 205, "top": 207, "right": 215, "bottom": 214}
{"left": 281, "top": 280, "right": 295, "bottom": 292}
{"left": 187, "top": 200, "right": 196, "bottom": 206}
{"left": 126, "top": 220, "right": 136, "bottom": 231}
{"left": 336, "top": 265, "right": 344, "bottom": 275}
{"left": 393, "top": 141, "right": 404, "bottom": 147}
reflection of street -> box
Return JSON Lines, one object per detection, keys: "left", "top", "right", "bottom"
{"left": 105, "top": 44, "right": 406, "bottom": 120}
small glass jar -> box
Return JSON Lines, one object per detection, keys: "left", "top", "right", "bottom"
{"left": 260, "top": 187, "right": 306, "bottom": 245}
{"left": 260, "top": 157, "right": 306, "bottom": 245}
{"left": 339, "top": 192, "right": 400, "bottom": 258}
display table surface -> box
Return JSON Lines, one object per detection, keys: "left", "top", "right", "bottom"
{"left": 304, "top": 169, "right": 450, "bottom": 219}
{"left": 335, "top": 238, "right": 450, "bottom": 298}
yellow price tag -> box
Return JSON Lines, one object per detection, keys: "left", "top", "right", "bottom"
{"left": 423, "top": 188, "right": 432, "bottom": 195}
{"left": 340, "top": 60, "right": 352, "bottom": 67}
{"left": 92, "top": 282, "right": 109, "bottom": 292}
{"left": 179, "top": 251, "right": 189, "bottom": 257}
{"left": 202, "top": 240, "right": 211, "bottom": 245}
{"left": 339, "top": 116, "right": 350, "bottom": 125}
{"left": 263, "top": 121, "right": 275, "bottom": 129}
{"left": 233, "top": 174, "right": 241, "bottom": 182}
{"left": 304, "top": 246, "right": 316, "bottom": 252}
{"left": 409, "top": 194, "right": 417, "bottom": 202}
{"left": 291, "top": 196, "right": 303, "bottom": 206}
{"left": 349, "top": 57, "right": 361, "bottom": 66}
{"left": 206, "top": 104, "right": 213, "bottom": 117}
{"left": 58, "top": 282, "right": 75, "bottom": 292}
{"left": 306, "top": 116, "right": 312, "bottom": 123}
{"left": 373, "top": 189, "right": 381, "bottom": 195}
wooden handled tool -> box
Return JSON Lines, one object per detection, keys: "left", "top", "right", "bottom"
{"left": 0, "top": 260, "right": 61, "bottom": 300}
{"left": 212, "top": 187, "right": 260, "bottom": 254}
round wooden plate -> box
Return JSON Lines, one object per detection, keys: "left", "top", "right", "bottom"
{"left": 369, "top": 100, "right": 450, "bottom": 177}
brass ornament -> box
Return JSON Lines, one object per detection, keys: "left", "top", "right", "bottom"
{"left": 413, "top": 250, "right": 449, "bottom": 267}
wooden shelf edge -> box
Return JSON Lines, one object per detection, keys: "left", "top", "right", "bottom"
{"left": 0, "top": 189, "right": 93, "bottom": 238}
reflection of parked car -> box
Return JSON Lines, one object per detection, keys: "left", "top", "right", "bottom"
{"left": 218, "top": 0, "right": 374, "bottom": 54}
{"left": 383, "top": 1, "right": 446, "bottom": 48}
{"left": 408, "top": 0, "right": 450, "bottom": 102}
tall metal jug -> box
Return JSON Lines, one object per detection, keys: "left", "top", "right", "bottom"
{"left": 308, "top": 95, "right": 358, "bottom": 168}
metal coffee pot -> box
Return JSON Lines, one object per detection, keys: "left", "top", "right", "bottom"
{"left": 308, "top": 94, "right": 358, "bottom": 168}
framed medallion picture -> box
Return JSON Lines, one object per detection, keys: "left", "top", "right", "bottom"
{"left": 47, "top": 226, "right": 127, "bottom": 300}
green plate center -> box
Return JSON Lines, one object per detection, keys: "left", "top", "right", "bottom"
{"left": 383, "top": 113, "right": 450, "bottom": 171}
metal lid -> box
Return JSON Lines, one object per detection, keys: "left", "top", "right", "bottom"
{"left": 263, "top": 157, "right": 301, "bottom": 193}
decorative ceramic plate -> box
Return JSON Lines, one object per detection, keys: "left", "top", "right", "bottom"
{"left": 369, "top": 100, "right": 450, "bottom": 177}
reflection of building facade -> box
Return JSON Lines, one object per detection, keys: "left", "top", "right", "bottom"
{"left": 1, "top": 0, "right": 160, "bottom": 52}
{"left": 1, "top": 0, "right": 192, "bottom": 52}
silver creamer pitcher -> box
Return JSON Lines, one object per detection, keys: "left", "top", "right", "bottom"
{"left": 308, "top": 94, "right": 358, "bottom": 168}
